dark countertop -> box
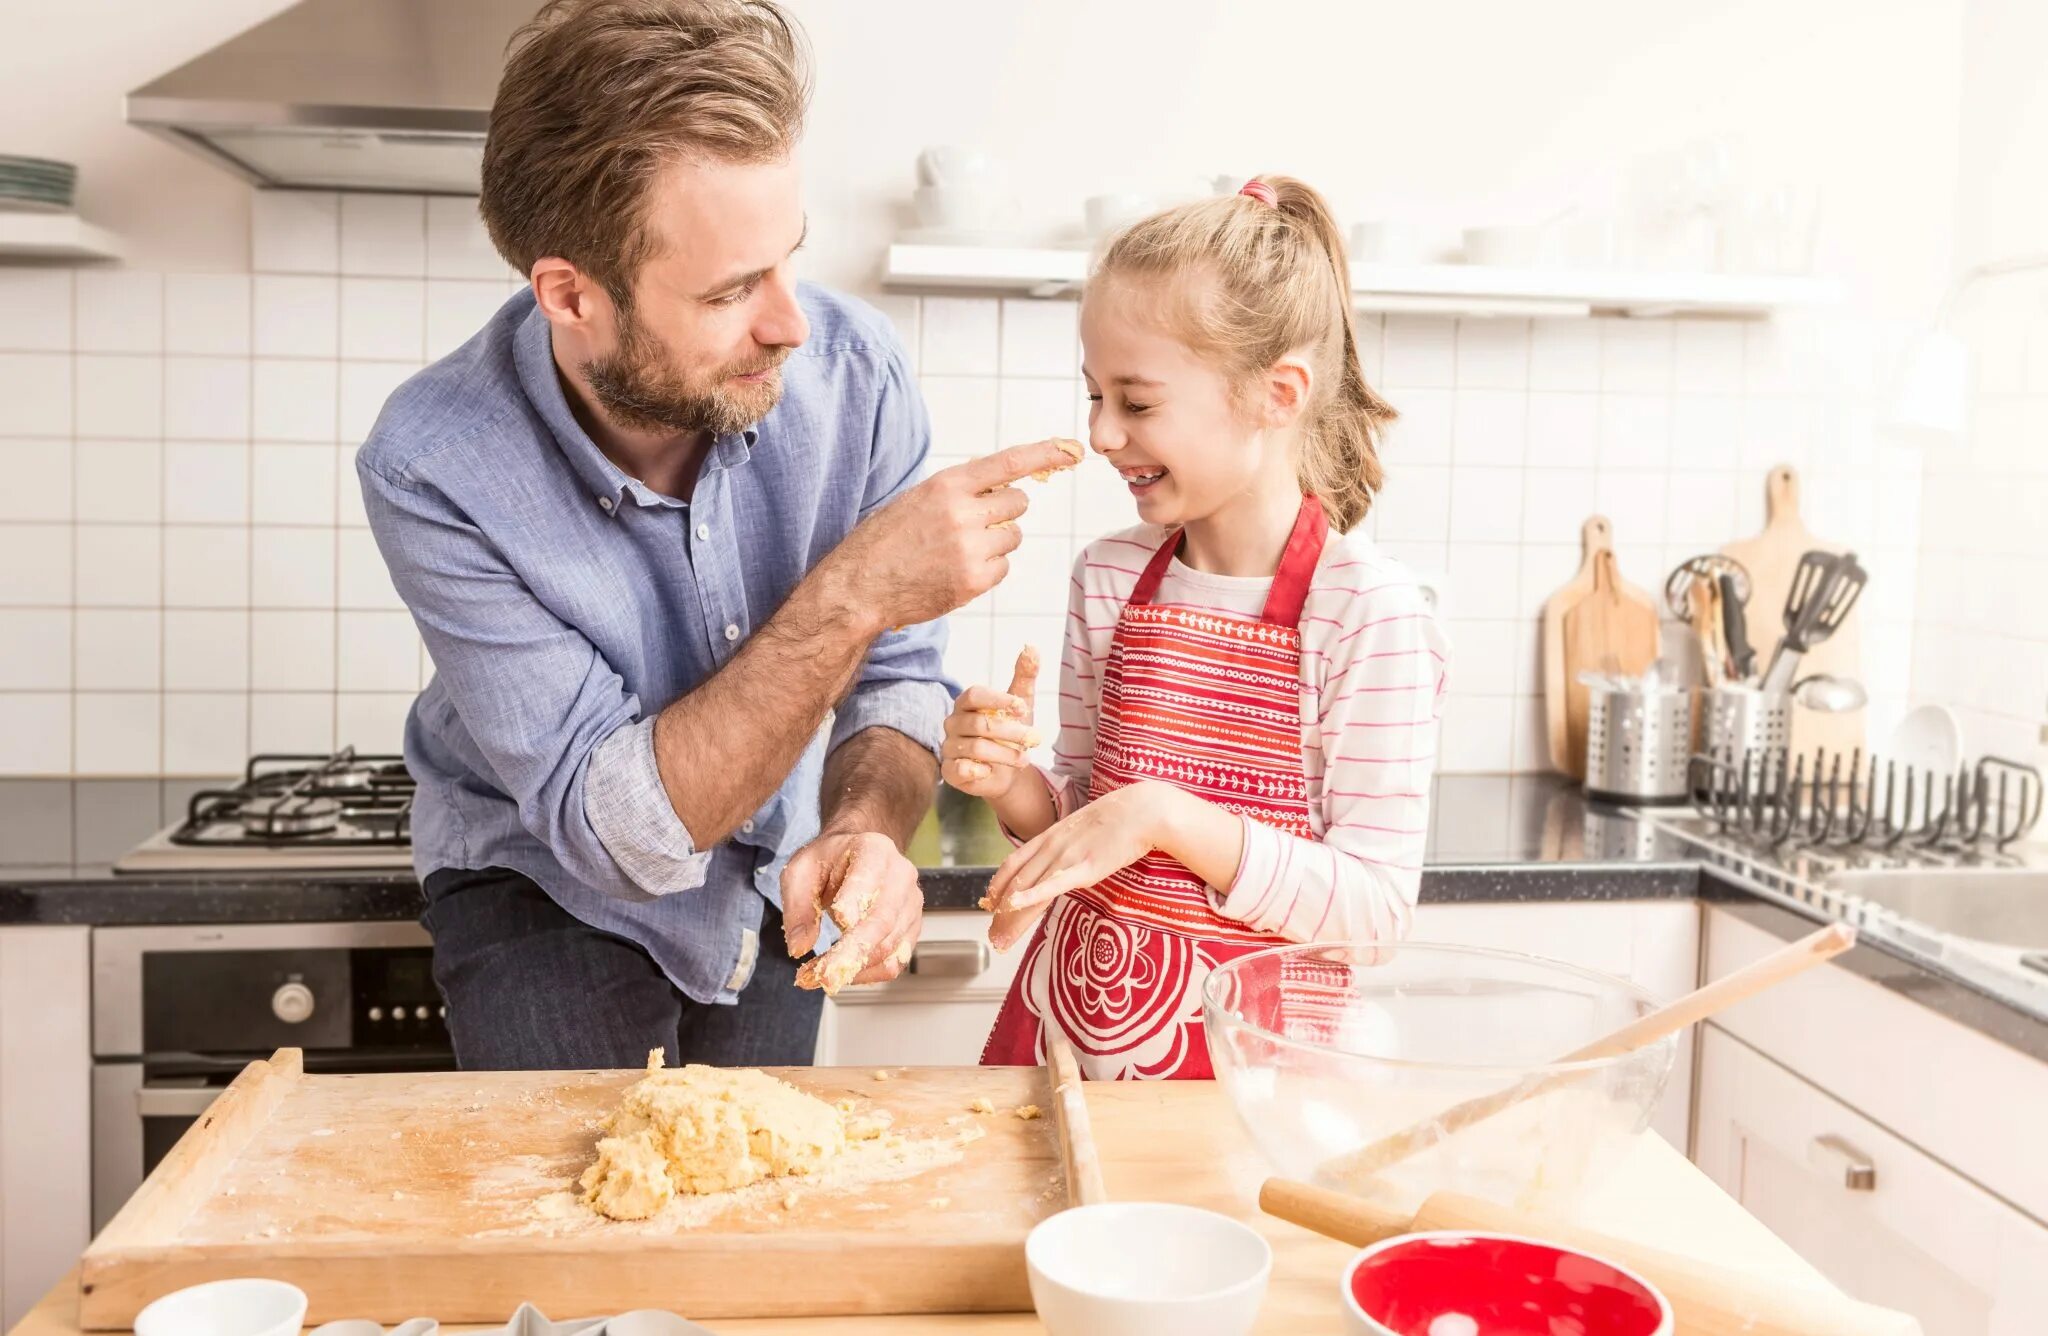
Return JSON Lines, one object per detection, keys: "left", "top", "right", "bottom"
{"left": 3, "top": 774, "right": 2043, "bottom": 1062}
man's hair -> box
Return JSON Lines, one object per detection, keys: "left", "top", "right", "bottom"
{"left": 480, "top": 0, "right": 811, "bottom": 307}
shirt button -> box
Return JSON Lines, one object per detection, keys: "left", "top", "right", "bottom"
{"left": 695, "top": 523, "right": 710, "bottom": 540}
{"left": 597, "top": 496, "right": 613, "bottom": 511}
{"left": 741, "top": 820, "right": 755, "bottom": 834}
{"left": 724, "top": 623, "right": 740, "bottom": 642}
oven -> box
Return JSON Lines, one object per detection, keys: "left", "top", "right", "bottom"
{"left": 90, "top": 921, "right": 454, "bottom": 1230}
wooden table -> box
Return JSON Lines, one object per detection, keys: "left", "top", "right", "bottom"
{"left": 12, "top": 1081, "right": 1843, "bottom": 1335}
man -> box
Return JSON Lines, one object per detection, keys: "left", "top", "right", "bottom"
{"left": 358, "top": 0, "right": 1067, "bottom": 1070}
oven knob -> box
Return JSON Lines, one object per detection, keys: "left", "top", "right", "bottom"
{"left": 272, "top": 982, "right": 316, "bottom": 1025}
{"left": 367, "top": 1006, "right": 383, "bottom": 1022}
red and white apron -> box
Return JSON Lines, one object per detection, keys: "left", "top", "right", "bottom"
{"left": 981, "top": 495, "right": 1328, "bottom": 1079}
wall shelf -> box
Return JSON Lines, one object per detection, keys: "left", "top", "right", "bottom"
{"left": 0, "top": 213, "right": 125, "bottom": 263}
{"left": 883, "top": 242, "right": 1836, "bottom": 318}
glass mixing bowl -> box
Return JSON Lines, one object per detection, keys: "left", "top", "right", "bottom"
{"left": 1202, "top": 942, "right": 1674, "bottom": 1215}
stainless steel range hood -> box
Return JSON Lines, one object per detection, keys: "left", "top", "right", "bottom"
{"left": 127, "top": 0, "right": 535, "bottom": 194}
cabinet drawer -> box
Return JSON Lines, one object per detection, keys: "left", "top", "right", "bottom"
{"left": 1695, "top": 1025, "right": 2048, "bottom": 1334}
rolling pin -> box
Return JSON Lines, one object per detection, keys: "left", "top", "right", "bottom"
{"left": 1262, "top": 1177, "right": 1920, "bottom": 1336}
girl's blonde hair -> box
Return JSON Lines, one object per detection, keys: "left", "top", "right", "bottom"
{"left": 1091, "top": 175, "right": 1394, "bottom": 532}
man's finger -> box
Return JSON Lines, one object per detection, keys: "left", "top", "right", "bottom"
{"left": 980, "top": 485, "right": 1029, "bottom": 526}
{"left": 780, "top": 850, "right": 825, "bottom": 958}
{"left": 956, "top": 438, "right": 1080, "bottom": 492}
{"left": 826, "top": 837, "right": 885, "bottom": 932}
{"left": 1005, "top": 645, "right": 1041, "bottom": 702}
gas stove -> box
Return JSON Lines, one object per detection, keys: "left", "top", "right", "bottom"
{"left": 115, "top": 749, "right": 417, "bottom": 875}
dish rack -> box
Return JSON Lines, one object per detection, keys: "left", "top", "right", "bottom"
{"left": 1687, "top": 748, "right": 2044, "bottom": 853}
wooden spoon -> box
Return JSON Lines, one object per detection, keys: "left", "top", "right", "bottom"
{"left": 1322, "top": 924, "right": 1856, "bottom": 1186}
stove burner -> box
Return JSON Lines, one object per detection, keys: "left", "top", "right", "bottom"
{"left": 169, "top": 748, "right": 414, "bottom": 849}
{"left": 239, "top": 794, "right": 343, "bottom": 837}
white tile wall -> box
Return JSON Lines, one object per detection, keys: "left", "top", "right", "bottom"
{"left": 0, "top": 191, "right": 1928, "bottom": 776}
{"left": 1910, "top": 279, "right": 2048, "bottom": 766}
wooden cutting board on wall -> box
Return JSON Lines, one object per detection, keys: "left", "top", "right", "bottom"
{"left": 1542, "top": 517, "right": 1660, "bottom": 779}
{"left": 1720, "top": 465, "right": 1864, "bottom": 756}
{"left": 78, "top": 1051, "right": 1063, "bottom": 1328}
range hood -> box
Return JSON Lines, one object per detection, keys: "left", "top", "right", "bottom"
{"left": 127, "top": 0, "right": 535, "bottom": 194}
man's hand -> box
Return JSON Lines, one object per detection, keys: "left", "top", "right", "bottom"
{"left": 834, "top": 439, "right": 1081, "bottom": 631}
{"left": 783, "top": 830, "right": 924, "bottom": 992}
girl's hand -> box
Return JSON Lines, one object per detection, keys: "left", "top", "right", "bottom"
{"left": 941, "top": 647, "right": 1042, "bottom": 799}
{"left": 985, "top": 781, "right": 1176, "bottom": 950}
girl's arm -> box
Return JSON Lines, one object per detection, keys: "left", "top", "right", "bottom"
{"left": 1206, "top": 577, "right": 1448, "bottom": 942}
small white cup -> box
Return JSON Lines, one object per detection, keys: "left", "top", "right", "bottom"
{"left": 1027, "top": 1201, "right": 1271, "bottom": 1336}
{"left": 1349, "top": 220, "right": 1432, "bottom": 264}
{"left": 916, "top": 145, "right": 1000, "bottom": 188}
{"left": 134, "top": 1279, "right": 307, "bottom": 1336}
{"left": 912, "top": 184, "right": 1009, "bottom": 233}
{"left": 1084, "top": 192, "right": 1157, "bottom": 238}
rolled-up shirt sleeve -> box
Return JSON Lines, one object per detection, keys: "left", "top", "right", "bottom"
{"left": 359, "top": 458, "right": 702, "bottom": 903}
{"left": 829, "top": 340, "right": 952, "bottom": 761}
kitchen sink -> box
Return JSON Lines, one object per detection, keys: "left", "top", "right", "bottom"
{"left": 1826, "top": 868, "right": 2048, "bottom": 948}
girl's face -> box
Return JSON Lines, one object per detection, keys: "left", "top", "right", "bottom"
{"left": 1079, "top": 279, "right": 1280, "bottom": 528}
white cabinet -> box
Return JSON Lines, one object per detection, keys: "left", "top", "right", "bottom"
{"left": 814, "top": 911, "right": 1025, "bottom": 1067}
{"left": 1695, "top": 1025, "right": 2048, "bottom": 1334}
{"left": 1413, "top": 899, "right": 1701, "bottom": 1150}
{"left": 0, "top": 927, "right": 92, "bottom": 1329}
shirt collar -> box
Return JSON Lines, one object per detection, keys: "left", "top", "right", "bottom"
{"left": 513, "top": 296, "right": 760, "bottom": 517}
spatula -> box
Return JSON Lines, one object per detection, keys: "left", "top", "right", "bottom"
{"left": 1761, "top": 551, "right": 1867, "bottom": 694}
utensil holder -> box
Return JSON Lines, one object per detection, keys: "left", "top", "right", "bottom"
{"left": 1702, "top": 684, "right": 1791, "bottom": 762}
{"left": 1584, "top": 685, "right": 1697, "bottom": 805}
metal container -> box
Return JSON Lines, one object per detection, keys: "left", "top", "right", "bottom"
{"left": 1702, "top": 684, "right": 1791, "bottom": 763}
{"left": 1584, "top": 683, "right": 1698, "bottom": 805}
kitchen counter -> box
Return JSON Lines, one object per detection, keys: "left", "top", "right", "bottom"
{"left": 4, "top": 773, "right": 2044, "bottom": 1059}
{"left": 7, "top": 1080, "right": 1875, "bottom": 1336}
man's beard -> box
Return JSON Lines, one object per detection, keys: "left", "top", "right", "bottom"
{"left": 583, "top": 306, "right": 790, "bottom": 437}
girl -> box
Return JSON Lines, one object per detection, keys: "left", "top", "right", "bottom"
{"left": 944, "top": 176, "right": 1449, "bottom": 1080}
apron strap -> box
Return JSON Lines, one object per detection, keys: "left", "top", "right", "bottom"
{"left": 1127, "top": 527, "right": 1183, "bottom": 608}
{"left": 1126, "top": 495, "right": 1330, "bottom": 627}
{"left": 1257, "top": 495, "right": 1329, "bottom": 628}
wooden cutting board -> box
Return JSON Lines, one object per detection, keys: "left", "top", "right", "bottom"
{"left": 1542, "top": 516, "right": 1659, "bottom": 779}
{"left": 78, "top": 1051, "right": 1063, "bottom": 1329}
{"left": 1720, "top": 464, "right": 1864, "bottom": 755}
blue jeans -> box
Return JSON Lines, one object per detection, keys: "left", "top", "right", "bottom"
{"left": 421, "top": 864, "right": 822, "bottom": 1070}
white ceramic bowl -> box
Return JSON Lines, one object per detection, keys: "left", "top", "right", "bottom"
{"left": 1463, "top": 223, "right": 1548, "bottom": 267}
{"left": 134, "top": 1279, "right": 307, "bottom": 1336}
{"left": 1888, "top": 704, "right": 1963, "bottom": 776}
{"left": 1084, "top": 192, "right": 1158, "bottom": 238}
{"left": 912, "top": 183, "right": 1010, "bottom": 232}
{"left": 1026, "top": 1202, "right": 1271, "bottom": 1336}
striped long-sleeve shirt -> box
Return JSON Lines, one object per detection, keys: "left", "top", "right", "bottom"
{"left": 1030, "top": 521, "right": 1450, "bottom": 944}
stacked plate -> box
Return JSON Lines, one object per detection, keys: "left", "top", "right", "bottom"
{"left": 0, "top": 155, "right": 77, "bottom": 214}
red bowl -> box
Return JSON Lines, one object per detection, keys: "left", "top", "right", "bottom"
{"left": 1341, "top": 1231, "right": 1673, "bottom": 1336}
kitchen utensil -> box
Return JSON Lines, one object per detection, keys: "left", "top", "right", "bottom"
{"left": 1262, "top": 1179, "right": 1920, "bottom": 1336}
{"left": 1722, "top": 465, "right": 1863, "bottom": 752}
{"left": 1791, "top": 674, "right": 1868, "bottom": 713}
{"left": 1582, "top": 677, "right": 1697, "bottom": 805}
{"left": 133, "top": 1279, "right": 307, "bottom": 1336}
{"left": 1687, "top": 580, "right": 1723, "bottom": 686}
{"left": 1025, "top": 1201, "right": 1271, "bottom": 1336}
{"left": 1342, "top": 1231, "right": 1673, "bottom": 1336}
{"left": 1702, "top": 682, "right": 1791, "bottom": 759}
{"left": 1888, "top": 704, "right": 1963, "bottom": 775}
{"left": 1662, "top": 553, "right": 1750, "bottom": 619}
{"left": 1203, "top": 943, "right": 1676, "bottom": 1214}
{"left": 1321, "top": 925, "right": 1854, "bottom": 1187}
{"left": 1543, "top": 517, "right": 1660, "bottom": 779}
{"left": 1718, "top": 572, "right": 1755, "bottom": 679}
{"left": 1047, "top": 1033, "right": 1106, "bottom": 1208}
{"left": 79, "top": 1051, "right": 1065, "bottom": 1327}
{"left": 1761, "top": 550, "right": 1866, "bottom": 694}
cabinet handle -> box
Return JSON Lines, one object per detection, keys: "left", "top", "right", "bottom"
{"left": 907, "top": 939, "right": 988, "bottom": 978}
{"left": 1808, "top": 1133, "right": 1877, "bottom": 1190}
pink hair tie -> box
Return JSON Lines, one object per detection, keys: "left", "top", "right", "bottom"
{"left": 1238, "top": 179, "right": 1277, "bottom": 206}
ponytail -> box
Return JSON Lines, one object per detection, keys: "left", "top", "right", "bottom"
{"left": 1094, "top": 174, "right": 1397, "bottom": 532}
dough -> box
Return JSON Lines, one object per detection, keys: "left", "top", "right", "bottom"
{"left": 579, "top": 1051, "right": 848, "bottom": 1221}
{"left": 1030, "top": 437, "right": 1086, "bottom": 481}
